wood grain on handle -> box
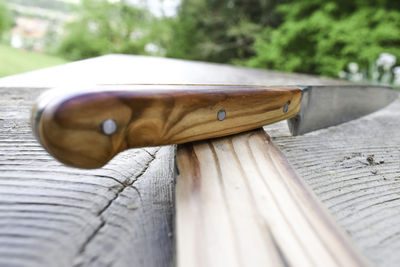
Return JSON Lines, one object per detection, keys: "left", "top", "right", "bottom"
{"left": 176, "top": 129, "right": 369, "bottom": 267}
{"left": 32, "top": 84, "right": 301, "bottom": 168}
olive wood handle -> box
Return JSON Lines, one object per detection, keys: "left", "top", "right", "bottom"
{"left": 32, "top": 84, "right": 302, "bottom": 168}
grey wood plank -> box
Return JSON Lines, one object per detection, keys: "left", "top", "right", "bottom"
{"left": 0, "top": 87, "right": 175, "bottom": 267}
{"left": 0, "top": 55, "right": 398, "bottom": 267}
{"left": 73, "top": 146, "right": 175, "bottom": 267}
{"left": 265, "top": 98, "right": 400, "bottom": 267}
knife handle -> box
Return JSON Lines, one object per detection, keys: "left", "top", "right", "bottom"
{"left": 32, "top": 84, "right": 302, "bottom": 168}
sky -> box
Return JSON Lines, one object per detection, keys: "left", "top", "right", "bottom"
{"left": 61, "top": 0, "right": 181, "bottom": 17}
{"left": 125, "top": 0, "right": 180, "bottom": 17}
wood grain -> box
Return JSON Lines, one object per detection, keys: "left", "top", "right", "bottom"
{"left": 1, "top": 55, "right": 399, "bottom": 267}
{"left": 34, "top": 84, "right": 301, "bottom": 168}
{"left": 0, "top": 87, "right": 175, "bottom": 267}
{"left": 266, "top": 98, "right": 400, "bottom": 267}
{"left": 176, "top": 129, "right": 369, "bottom": 267}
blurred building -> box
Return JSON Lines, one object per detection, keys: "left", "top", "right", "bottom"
{"left": 5, "top": 0, "right": 179, "bottom": 51}
{"left": 7, "top": 0, "right": 77, "bottom": 51}
{"left": 10, "top": 17, "right": 49, "bottom": 51}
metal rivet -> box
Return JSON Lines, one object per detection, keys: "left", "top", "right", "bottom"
{"left": 102, "top": 119, "right": 117, "bottom": 135}
{"left": 283, "top": 101, "right": 290, "bottom": 113}
{"left": 217, "top": 109, "right": 226, "bottom": 121}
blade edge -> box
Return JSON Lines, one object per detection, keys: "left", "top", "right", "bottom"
{"left": 288, "top": 85, "right": 399, "bottom": 135}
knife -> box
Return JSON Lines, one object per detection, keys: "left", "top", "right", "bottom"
{"left": 31, "top": 84, "right": 398, "bottom": 169}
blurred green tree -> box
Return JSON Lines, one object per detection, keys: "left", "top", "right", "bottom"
{"left": 247, "top": 0, "right": 400, "bottom": 77}
{"left": 166, "top": 0, "right": 285, "bottom": 63}
{"left": 57, "top": 0, "right": 155, "bottom": 60}
{"left": 0, "top": 0, "right": 11, "bottom": 40}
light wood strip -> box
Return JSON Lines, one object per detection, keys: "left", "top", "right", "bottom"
{"left": 176, "top": 129, "right": 369, "bottom": 267}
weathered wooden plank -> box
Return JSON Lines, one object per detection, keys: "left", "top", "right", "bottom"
{"left": 266, "top": 98, "right": 400, "bottom": 267}
{"left": 176, "top": 129, "right": 369, "bottom": 267}
{"left": 0, "top": 87, "right": 175, "bottom": 267}
{"left": 0, "top": 55, "right": 399, "bottom": 267}
{"left": 73, "top": 146, "right": 175, "bottom": 267}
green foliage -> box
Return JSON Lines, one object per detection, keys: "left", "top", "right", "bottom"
{"left": 247, "top": 0, "right": 400, "bottom": 77}
{"left": 166, "top": 0, "right": 284, "bottom": 63}
{"left": 0, "top": 0, "right": 11, "bottom": 40}
{"left": 57, "top": 0, "right": 154, "bottom": 60}
{"left": 53, "top": 0, "right": 400, "bottom": 77}
{"left": 0, "top": 44, "right": 67, "bottom": 77}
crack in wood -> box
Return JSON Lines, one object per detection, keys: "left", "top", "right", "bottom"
{"left": 143, "top": 148, "right": 157, "bottom": 160}
{"left": 73, "top": 148, "right": 160, "bottom": 266}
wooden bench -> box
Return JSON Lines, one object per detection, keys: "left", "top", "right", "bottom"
{"left": 0, "top": 55, "right": 399, "bottom": 267}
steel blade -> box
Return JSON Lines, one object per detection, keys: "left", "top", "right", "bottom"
{"left": 287, "top": 85, "right": 399, "bottom": 135}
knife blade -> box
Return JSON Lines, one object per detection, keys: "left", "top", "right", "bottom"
{"left": 31, "top": 84, "right": 398, "bottom": 169}
{"left": 288, "top": 85, "right": 398, "bottom": 135}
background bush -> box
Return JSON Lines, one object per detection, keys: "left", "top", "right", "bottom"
{"left": 57, "top": 0, "right": 156, "bottom": 60}
{"left": 165, "top": 0, "right": 285, "bottom": 64}
{"left": 246, "top": 0, "right": 400, "bottom": 77}
{"left": 53, "top": 0, "right": 400, "bottom": 78}
{"left": 0, "top": 0, "right": 11, "bottom": 40}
